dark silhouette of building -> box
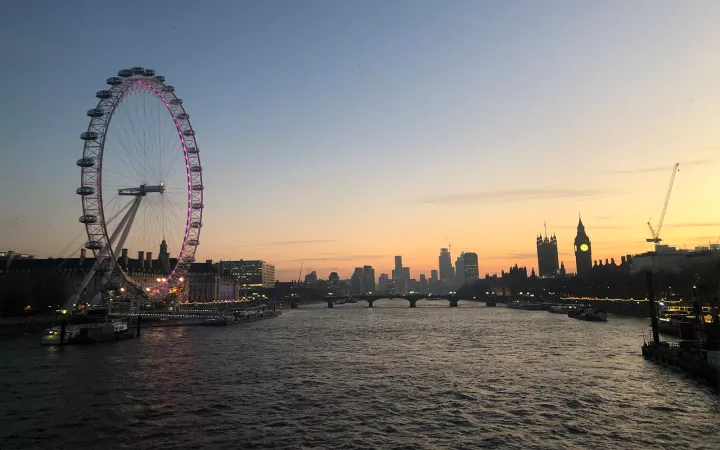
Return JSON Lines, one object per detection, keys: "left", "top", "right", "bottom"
{"left": 455, "top": 254, "right": 465, "bottom": 287}
{"left": 328, "top": 272, "right": 340, "bottom": 286}
{"left": 574, "top": 216, "right": 592, "bottom": 277}
{"left": 462, "top": 252, "right": 479, "bottom": 282}
{"left": 439, "top": 248, "right": 454, "bottom": 284}
{"left": 304, "top": 271, "right": 317, "bottom": 284}
{"left": 392, "top": 256, "right": 403, "bottom": 280}
{"left": 536, "top": 230, "right": 559, "bottom": 277}
{"left": 363, "top": 265, "right": 375, "bottom": 293}
{"left": 379, "top": 273, "right": 389, "bottom": 291}
{"left": 159, "top": 239, "right": 170, "bottom": 273}
{"left": 351, "top": 267, "right": 364, "bottom": 294}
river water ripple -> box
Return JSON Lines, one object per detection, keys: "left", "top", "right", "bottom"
{"left": 2, "top": 300, "right": 720, "bottom": 449}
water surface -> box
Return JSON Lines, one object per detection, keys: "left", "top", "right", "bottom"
{"left": 1, "top": 300, "right": 719, "bottom": 449}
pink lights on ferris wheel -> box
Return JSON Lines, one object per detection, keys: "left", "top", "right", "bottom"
{"left": 78, "top": 68, "right": 203, "bottom": 301}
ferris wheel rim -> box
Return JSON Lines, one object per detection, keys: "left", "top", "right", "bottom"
{"left": 77, "top": 67, "right": 203, "bottom": 299}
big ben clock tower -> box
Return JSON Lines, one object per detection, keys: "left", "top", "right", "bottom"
{"left": 574, "top": 215, "right": 592, "bottom": 277}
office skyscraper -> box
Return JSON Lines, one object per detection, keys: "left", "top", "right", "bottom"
{"left": 462, "top": 252, "right": 479, "bottom": 282}
{"left": 392, "top": 256, "right": 403, "bottom": 280}
{"left": 439, "top": 248, "right": 454, "bottom": 283}
{"left": 379, "top": 273, "right": 389, "bottom": 291}
{"left": 430, "top": 270, "right": 439, "bottom": 281}
{"left": 455, "top": 254, "right": 465, "bottom": 287}
{"left": 363, "top": 265, "right": 375, "bottom": 293}
{"left": 351, "top": 267, "right": 364, "bottom": 294}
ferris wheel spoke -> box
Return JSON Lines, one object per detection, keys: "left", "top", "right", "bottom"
{"left": 126, "top": 113, "right": 156, "bottom": 182}
{"left": 115, "top": 100, "right": 154, "bottom": 181}
{"left": 162, "top": 195, "right": 185, "bottom": 224}
{"left": 102, "top": 167, "right": 143, "bottom": 186}
{"left": 107, "top": 116, "right": 152, "bottom": 183}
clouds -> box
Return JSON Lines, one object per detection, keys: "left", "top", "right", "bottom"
{"left": 277, "top": 254, "right": 389, "bottom": 263}
{"left": 603, "top": 158, "right": 712, "bottom": 174}
{"left": 491, "top": 252, "right": 537, "bottom": 260}
{"left": 241, "top": 239, "right": 338, "bottom": 247}
{"left": 553, "top": 225, "right": 628, "bottom": 230}
{"left": 695, "top": 146, "right": 720, "bottom": 152}
{"left": 419, "top": 189, "right": 604, "bottom": 205}
{"left": 665, "top": 222, "right": 720, "bottom": 228}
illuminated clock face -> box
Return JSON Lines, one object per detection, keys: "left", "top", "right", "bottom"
{"left": 580, "top": 243, "right": 589, "bottom": 252}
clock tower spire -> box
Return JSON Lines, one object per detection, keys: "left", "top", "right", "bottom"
{"left": 574, "top": 214, "right": 592, "bottom": 277}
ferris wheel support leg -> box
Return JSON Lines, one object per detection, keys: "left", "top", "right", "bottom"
{"left": 107, "top": 197, "right": 142, "bottom": 252}
{"left": 63, "top": 198, "right": 142, "bottom": 311}
{"left": 113, "top": 197, "right": 142, "bottom": 257}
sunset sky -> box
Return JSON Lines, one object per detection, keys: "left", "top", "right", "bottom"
{"left": 3, "top": 1, "right": 720, "bottom": 281}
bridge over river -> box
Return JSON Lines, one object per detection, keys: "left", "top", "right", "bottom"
{"left": 294, "top": 294, "right": 497, "bottom": 309}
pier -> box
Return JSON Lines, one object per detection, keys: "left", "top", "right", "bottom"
{"left": 640, "top": 271, "right": 720, "bottom": 389}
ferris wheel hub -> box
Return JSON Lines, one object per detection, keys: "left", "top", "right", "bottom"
{"left": 117, "top": 184, "right": 166, "bottom": 196}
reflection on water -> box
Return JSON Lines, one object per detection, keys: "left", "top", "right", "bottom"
{"left": 1, "top": 300, "right": 719, "bottom": 449}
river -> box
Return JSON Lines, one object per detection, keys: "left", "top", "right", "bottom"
{"left": 1, "top": 300, "right": 719, "bottom": 449}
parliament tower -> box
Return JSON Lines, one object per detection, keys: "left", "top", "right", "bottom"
{"left": 574, "top": 215, "right": 592, "bottom": 277}
{"left": 536, "top": 227, "right": 559, "bottom": 277}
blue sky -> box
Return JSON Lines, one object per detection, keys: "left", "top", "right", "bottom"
{"left": 3, "top": 1, "right": 720, "bottom": 280}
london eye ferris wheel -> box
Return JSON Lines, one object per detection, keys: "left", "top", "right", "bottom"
{"left": 75, "top": 67, "right": 203, "bottom": 302}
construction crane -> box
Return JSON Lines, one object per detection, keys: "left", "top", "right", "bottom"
{"left": 297, "top": 262, "right": 304, "bottom": 284}
{"left": 647, "top": 162, "right": 680, "bottom": 248}
{"left": 444, "top": 235, "right": 452, "bottom": 254}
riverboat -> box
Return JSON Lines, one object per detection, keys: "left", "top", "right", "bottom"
{"left": 202, "top": 317, "right": 228, "bottom": 326}
{"left": 572, "top": 309, "right": 608, "bottom": 322}
{"left": 41, "top": 326, "right": 69, "bottom": 345}
{"left": 519, "top": 302, "right": 546, "bottom": 311}
{"left": 67, "top": 320, "right": 133, "bottom": 344}
{"left": 42, "top": 319, "right": 132, "bottom": 345}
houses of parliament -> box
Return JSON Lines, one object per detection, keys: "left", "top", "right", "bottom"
{"left": 536, "top": 216, "right": 593, "bottom": 278}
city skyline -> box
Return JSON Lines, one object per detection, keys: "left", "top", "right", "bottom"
{"left": 3, "top": 2, "right": 720, "bottom": 280}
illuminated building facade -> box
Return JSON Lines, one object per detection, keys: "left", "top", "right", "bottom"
{"left": 217, "top": 260, "right": 275, "bottom": 288}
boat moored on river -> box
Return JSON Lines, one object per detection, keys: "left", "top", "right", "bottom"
{"left": 572, "top": 309, "right": 608, "bottom": 322}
